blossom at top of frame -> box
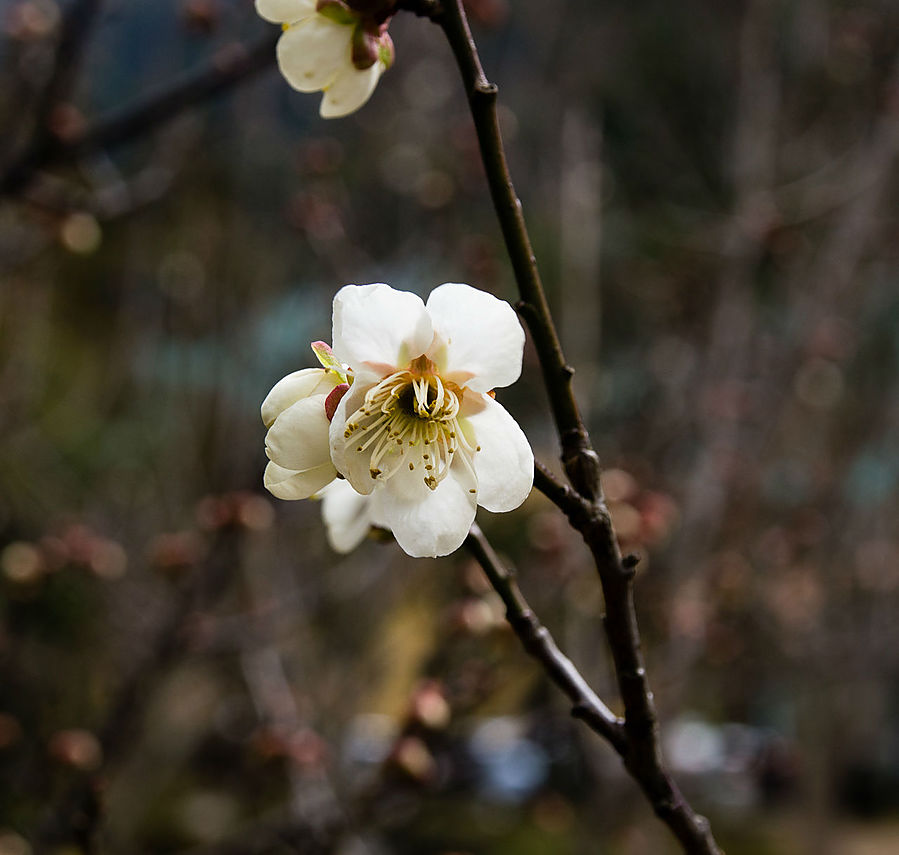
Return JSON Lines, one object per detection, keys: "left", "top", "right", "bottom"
{"left": 327, "top": 282, "right": 533, "bottom": 558}
{"left": 256, "top": 0, "right": 394, "bottom": 118}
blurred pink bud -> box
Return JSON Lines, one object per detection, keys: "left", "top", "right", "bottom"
{"left": 48, "top": 729, "right": 102, "bottom": 771}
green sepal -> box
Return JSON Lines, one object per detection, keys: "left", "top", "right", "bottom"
{"left": 311, "top": 341, "right": 348, "bottom": 382}
{"left": 316, "top": 0, "right": 357, "bottom": 27}
{"left": 377, "top": 32, "right": 394, "bottom": 69}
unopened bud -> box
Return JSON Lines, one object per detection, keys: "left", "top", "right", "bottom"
{"left": 351, "top": 24, "right": 379, "bottom": 70}
{"left": 409, "top": 681, "right": 451, "bottom": 730}
{"left": 390, "top": 736, "right": 435, "bottom": 782}
{"left": 48, "top": 729, "right": 102, "bottom": 771}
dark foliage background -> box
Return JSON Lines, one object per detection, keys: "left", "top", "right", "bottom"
{"left": 1, "top": 0, "right": 898, "bottom": 852}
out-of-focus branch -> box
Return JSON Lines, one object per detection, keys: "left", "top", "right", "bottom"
{"left": 464, "top": 523, "right": 626, "bottom": 751}
{"left": 429, "top": 1, "right": 723, "bottom": 851}
{"left": 31, "top": 0, "right": 105, "bottom": 133}
{"left": 661, "top": 0, "right": 782, "bottom": 703}
{"left": 2, "top": 0, "right": 105, "bottom": 194}
{"left": 33, "top": 524, "right": 243, "bottom": 855}
{"left": 1, "top": 32, "right": 278, "bottom": 198}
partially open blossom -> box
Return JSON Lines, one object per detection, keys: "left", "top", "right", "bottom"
{"left": 262, "top": 343, "right": 347, "bottom": 499}
{"left": 328, "top": 283, "right": 533, "bottom": 558}
{"left": 255, "top": 0, "right": 394, "bottom": 118}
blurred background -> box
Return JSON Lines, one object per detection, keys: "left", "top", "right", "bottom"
{"left": 1, "top": 0, "right": 898, "bottom": 852}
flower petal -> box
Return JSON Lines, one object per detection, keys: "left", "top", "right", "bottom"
{"left": 261, "top": 368, "right": 335, "bottom": 428}
{"left": 265, "top": 393, "right": 332, "bottom": 471}
{"left": 276, "top": 16, "right": 351, "bottom": 93}
{"left": 264, "top": 460, "right": 336, "bottom": 500}
{"left": 373, "top": 457, "right": 477, "bottom": 558}
{"left": 328, "top": 378, "right": 377, "bottom": 494}
{"left": 319, "top": 479, "right": 373, "bottom": 552}
{"left": 320, "top": 62, "right": 382, "bottom": 118}
{"left": 255, "top": 0, "right": 316, "bottom": 24}
{"left": 462, "top": 393, "right": 533, "bottom": 512}
{"left": 331, "top": 283, "right": 433, "bottom": 374}
{"left": 425, "top": 282, "right": 525, "bottom": 392}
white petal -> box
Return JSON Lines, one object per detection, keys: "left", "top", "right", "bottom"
{"left": 276, "top": 16, "right": 351, "bottom": 94}
{"left": 328, "top": 378, "right": 377, "bottom": 495}
{"left": 461, "top": 394, "right": 533, "bottom": 512}
{"left": 255, "top": 0, "right": 316, "bottom": 24}
{"left": 331, "top": 283, "right": 434, "bottom": 374}
{"left": 261, "top": 368, "right": 335, "bottom": 428}
{"left": 373, "top": 458, "right": 477, "bottom": 558}
{"left": 320, "top": 62, "right": 382, "bottom": 118}
{"left": 320, "top": 480, "right": 374, "bottom": 552}
{"left": 265, "top": 393, "right": 332, "bottom": 471}
{"left": 426, "top": 282, "right": 525, "bottom": 392}
{"left": 264, "top": 460, "right": 336, "bottom": 500}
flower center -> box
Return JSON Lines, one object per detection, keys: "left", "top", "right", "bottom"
{"left": 343, "top": 358, "right": 478, "bottom": 491}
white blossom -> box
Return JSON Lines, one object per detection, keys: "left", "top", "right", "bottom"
{"left": 328, "top": 283, "right": 534, "bottom": 558}
{"left": 317, "top": 478, "right": 382, "bottom": 552}
{"left": 255, "top": 0, "right": 392, "bottom": 119}
{"left": 262, "top": 345, "right": 348, "bottom": 499}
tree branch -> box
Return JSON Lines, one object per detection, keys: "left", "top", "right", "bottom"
{"left": 1, "top": 33, "right": 278, "bottom": 197}
{"left": 434, "top": 2, "right": 723, "bottom": 851}
{"left": 435, "top": 0, "right": 599, "bottom": 500}
{"left": 464, "top": 524, "right": 626, "bottom": 752}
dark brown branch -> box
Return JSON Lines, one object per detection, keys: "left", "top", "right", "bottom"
{"left": 433, "top": 1, "right": 723, "bottom": 850}
{"left": 436, "top": 0, "right": 599, "bottom": 500}
{"left": 1, "top": 33, "right": 278, "bottom": 197}
{"left": 464, "top": 524, "right": 626, "bottom": 752}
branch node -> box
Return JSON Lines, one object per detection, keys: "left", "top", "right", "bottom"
{"left": 621, "top": 553, "right": 640, "bottom": 576}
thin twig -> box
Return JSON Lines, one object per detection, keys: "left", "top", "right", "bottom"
{"left": 465, "top": 523, "right": 626, "bottom": 751}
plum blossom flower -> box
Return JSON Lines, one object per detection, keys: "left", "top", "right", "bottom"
{"left": 317, "top": 478, "right": 382, "bottom": 552}
{"left": 328, "top": 283, "right": 534, "bottom": 558}
{"left": 261, "top": 343, "right": 348, "bottom": 499}
{"left": 255, "top": 0, "right": 394, "bottom": 118}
